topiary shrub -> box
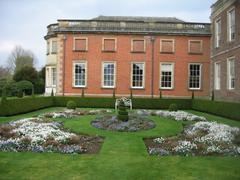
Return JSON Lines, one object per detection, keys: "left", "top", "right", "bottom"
{"left": 81, "top": 89, "right": 85, "bottom": 98}
{"left": 169, "top": 103, "right": 178, "bottom": 111}
{"left": 191, "top": 91, "right": 195, "bottom": 99}
{"left": 117, "top": 100, "right": 128, "bottom": 121}
{"left": 112, "top": 88, "right": 116, "bottom": 99}
{"left": 66, "top": 100, "right": 77, "bottom": 110}
{"left": 159, "top": 90, "right": 162, "bottom": 99}
{"left": 211, "top": 90, "right": 214, "bottom": 101}
{"left": 51, "top": 89, "right": 54, "bottom": 97}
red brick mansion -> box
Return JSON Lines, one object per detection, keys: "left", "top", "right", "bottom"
{"left": 44, "top": 15, "right": 211, "bottom": 98}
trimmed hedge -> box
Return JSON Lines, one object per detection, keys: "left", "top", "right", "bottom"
{"left": 0, "top": 96, "right": 239, "bottom": 121}
{"left": 0, "top": 97, "right": 54, "bottom": 116}
{"left": 0, "top": 97, "right": 192, "bottom": 116}
{"left": 53, "top": 97, "right": 192, "bottom": 110}
{"left": 53, "top": 97, "right": 115, "bottom": 108}
{"left": 192, "top": 99, "right": 240, "bottom": 121}
{"left": 132, "top": 98, "right": 192, "bottom": 109}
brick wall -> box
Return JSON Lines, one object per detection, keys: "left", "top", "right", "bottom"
{"left": 211, "top": 0, "right": 240, "bottom": 102}
{"left": 60, "top": 34, "right": 210, "bottom": 98}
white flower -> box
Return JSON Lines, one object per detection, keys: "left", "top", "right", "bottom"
{"left": 8, "top": 118, "right": 75, "bottom": 145}
{"left": 186, "top": 121, "right": 239, "bottom": 144}
{"left": 153, "top": 137, "right": 165, "bottom": 144}
{"left": 137, "top": 110, "right": 206, "bottom": 121}
{"left": 173, "top": 140, "right": 197, "bottom": 154}
{"left": 206, "top": 145, "right": 222, "bottom": 153}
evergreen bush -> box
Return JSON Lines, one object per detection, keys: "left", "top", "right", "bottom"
{"left": 66, "top": 100, "right": 77, "bottom": 110}
{"left": 169, "top": 103, "right": 178, "bottom": 111}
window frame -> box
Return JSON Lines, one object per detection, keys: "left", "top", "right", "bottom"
{"left": 101, "top": 61, "right": 116, "bottom": 88}
{"left": 73, "top": 37, "right": 88, "bottom": 51}
{"left": 215, "top": 18, "right": 221, "bottom": 48}
{"left": 159, "top": 62, "right": 175, "bottom": 90}
{"left": 227, "top": 57, "right": 235, "bottom": 90}
{"left": 51, "top": 40, "right": 58, "bottom": 54}
{"left": 188, "top": 63, "right": 202, "bottom": 90}
{"left": 188, "top": 40, "right": 203, "bottom": 54}
{"left": 131, "top": 39, "right": 146, "bottom": 53}
{"left": 160, "top": 39, "right": 175, "bottom": 54}
{"left": 72, "top": 60, "right": 87, "bottom": 88}
{"left": 227, "top": 7, "right": 236, "bottom": 42}
{"left": 214, "top": 62, "right": 221, "bottom": 90}
{"left": 102, "top": 38, "right": 117, "bottom": 52}
{"left": 46, "top": 41, "right": 50, "bottom": 55}
{"left": 51, "top": 67, "right": 57, "bottom": 86}
{"left": 131, "top": 62, "right": 145, "bottom": 89}
{"left": 45, "top": 66, "right": 57, "bottom": 87}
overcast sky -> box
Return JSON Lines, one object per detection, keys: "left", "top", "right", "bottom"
{"left": 0, "top": 0, "right": 216, "bottom": 69}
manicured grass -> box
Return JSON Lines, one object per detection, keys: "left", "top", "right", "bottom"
{"left": 0, "top": 108, "right": 240, "bottom": 180}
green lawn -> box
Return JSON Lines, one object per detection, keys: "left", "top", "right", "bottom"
{"left": 0, "top": 108, "right": 240, "bottom": 180}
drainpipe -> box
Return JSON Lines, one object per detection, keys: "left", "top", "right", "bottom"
{"left": 151, "top": 36, "right": 155, "bottom": 98}
{"left": 62, "top": 35, "right": 67, "bottom": 96}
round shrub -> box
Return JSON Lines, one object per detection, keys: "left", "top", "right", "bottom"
{"left": 66, "top": 100, "right": 77, "bottom": 110}
{"left": 15, "top": 80, "right": 33, "bottom": 96}
{"left": 169, "top": 103, "right": 178, "bottom": 111}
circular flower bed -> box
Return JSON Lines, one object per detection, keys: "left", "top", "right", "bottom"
{"left": 0, "top": 118, "right": 103, "bottom": 154}
{"left": 145, "top": 121, "right": 240, "bottom": 156}
{"left": 91, "top": 115, "right": 156, "bottom": 132}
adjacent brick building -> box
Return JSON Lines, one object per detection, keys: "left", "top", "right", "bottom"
{"left": 44, "top": 16, "right": 211, "bottom": 98}
{"left": 211, "top": 0, "right": 240, "bottom": 102}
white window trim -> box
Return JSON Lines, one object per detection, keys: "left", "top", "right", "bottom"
{"left": 72, "top": 60, "right": 87, "bottom": 88}
{"left": 102, "top": 37, "right": 117, "bottom": 51}
{"left": 160, "top": 39, "right": 175, "bottom": 53}
{"left": 101, "top": 61, "right": 117, "bottom": 88}
{"left": 130, "top": 61, "right": 145, "bottom": 89}
{"left": 45, "top": 66, "right": 57, "bottom": 87}
{"left": 227, "top": 7, "right": 235, "bottom": 42}
{"left": 159, "top": 62, "right": 175, "bottom": 90}
{"left": 214, "top": 62, "right": 221, "bottom": 90}
{"left": 73, "top": 37, "right": 88, "bottom": 51}
{"left": 215, "top": 18, "right": 221, "bottom": 48}
{"left": 188, "top": 40, "right": 203, "bottom": 54}
{"left": 188, "top": 63, "right": 202, "bottom": 90}
{"left": 227, "top": 57, "right": 235, "bottom": 90}
{"left": 131, "top": 39, "right": 146, "bottom": 52}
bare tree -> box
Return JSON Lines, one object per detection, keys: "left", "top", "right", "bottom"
{"left": 7, "top": 45, "right": 36, "bottom": 73}
{"left": 0, "top": 66, "right": 11, "bottom": 79}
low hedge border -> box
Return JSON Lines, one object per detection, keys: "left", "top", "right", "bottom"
{"left": 0, "top": 96, "right": 239, "bottom": 121}
{"left": 53, "top": 97, "right": 115, "bottom": 108}
{"left": 0, "top": 96, "right": 54, "bottom": 116}
{"left": 132, "top": 98, "right": 192, "bottom": 109}
{"left": 192, "top": 99, "right": 240, "bottom": 121}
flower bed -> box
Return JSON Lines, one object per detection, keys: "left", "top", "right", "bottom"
{"left": 41, "top": 109, "right": 113, "bottom": 119}
{"left": 145, "top": 121, "right": 240, "bottom": 156}
{"left": 91, "top": 115, "right": 156, "bottom": 132}
{"left": 137, "top": 110, "right": 206, "bottom": 121}
{"left": 0, "top": 118, "right": 103, "bottom": 154}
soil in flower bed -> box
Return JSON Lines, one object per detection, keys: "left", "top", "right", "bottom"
{"left": 144, "top": 121, "right": 240, "bottom": 156}
{"left": 0, "top": 118, "right": 104, "bottom": 154}
{"left": 91, "top": 115, "right": 156, "bottom": 132}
